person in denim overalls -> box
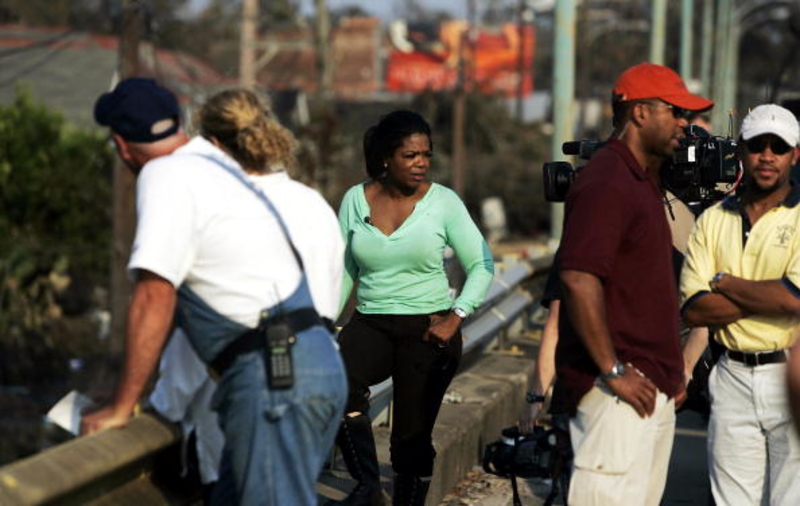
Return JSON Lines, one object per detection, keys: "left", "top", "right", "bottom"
{"left": 83, "top": 82, "right": 347, "bottom": 505}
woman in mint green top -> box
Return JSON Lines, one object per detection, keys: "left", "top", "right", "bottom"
{"left": 339, "top": 179, "right": 494, "bottom": 316}
{"left": 328, "top": 110, "right": 494, "bottom": 506}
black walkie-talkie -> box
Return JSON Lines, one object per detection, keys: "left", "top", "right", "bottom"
{"left": 264, "top": 319, "right": 295, "bottom": 389}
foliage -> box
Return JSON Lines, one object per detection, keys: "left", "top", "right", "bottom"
{"left": 292, "top": 91, "right": 551, "bottom": 236}
{"left": 412, "top": 91, "right": 551, "bottom": 235}
{"left": 0, "top": 87, "right": 112, "bottom": 365}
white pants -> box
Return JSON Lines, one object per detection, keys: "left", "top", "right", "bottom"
{"left": 708, "top": 354, "right": 800, "bottom": 506}
{"left": 568, "top": 381, "right": 675, "bottom": 506}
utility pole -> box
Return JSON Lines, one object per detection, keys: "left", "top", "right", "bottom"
{"left": 515, "top": 0, "right": 531, "bottom": 122}
{"left": 711, "top": 0, "right": 731, "bottom": 132}
{"left": 314, "top": 0, "right": 335, "bottom": 198}
{"left": 315, "top": 0, "right": 332, "bottom": 95}
{"left": 452, "top": 0, "right": 475, "bottom": 197}
{"left": 649, "top": 0, "right": 667, "bottom": 65}
{"left": 680, "top": 0, "right": 693, "bottom": 81}
{"left": 576, "top": 3, "right": 590, "bottom": 139}
{"left": 110, "top": 0, "right": 141, "bottom": 358}
{"left": 550, "top": 0, "right": 575, "bottom": 240}
{"left": 723, "top": 5, "right": 739, "bottom": 137}
{"left": 699, "top": 0, "right": 714, "bottom": 94}
{"left": 240, "top": 0, "right": 258, "bottom": 88}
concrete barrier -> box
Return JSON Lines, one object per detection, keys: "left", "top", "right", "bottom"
{"left": 0, "top": 414, "right": 184, "bottom": 505}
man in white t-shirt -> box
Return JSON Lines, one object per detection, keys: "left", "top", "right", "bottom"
{"left": 81, "top": 78, "right": 347, "bottom": 505}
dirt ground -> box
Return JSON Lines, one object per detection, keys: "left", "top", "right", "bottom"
{"left": 438, "top": 466, "right": 564, "bottom": 506}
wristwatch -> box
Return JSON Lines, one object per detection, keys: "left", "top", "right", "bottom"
{"left": 452, "top": 307, "right": 467, "bottom": 319}
{"left": 600, "top": 361, "right": 625, "bottom": 382}
{"left": 526, "top": 391, "right": 546, "bottom": 404}
{"left": 709, "top": 272, "right": 727, "bottom": 293}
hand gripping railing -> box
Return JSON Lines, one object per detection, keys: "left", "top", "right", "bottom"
{"left": 0, "top": 256, "right": 553, "bottom": 505}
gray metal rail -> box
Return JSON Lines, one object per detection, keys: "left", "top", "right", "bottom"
{"left": 0, "top": 256, "right": 552, "bottom": 505}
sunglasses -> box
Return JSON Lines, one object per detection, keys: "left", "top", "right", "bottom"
{"left": 643, "top": 101, "right": 690, "bottom": 120}
{"left": 745, "top": 136, "right": 793, "bottom": 155}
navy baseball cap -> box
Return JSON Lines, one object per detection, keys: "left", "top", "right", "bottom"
{"left": 94, "top": 78, "right": 180, "bottom": 143}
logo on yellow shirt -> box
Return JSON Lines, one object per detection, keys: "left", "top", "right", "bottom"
{"left": 776, "top": 225, "right": 794, "bottom": 247}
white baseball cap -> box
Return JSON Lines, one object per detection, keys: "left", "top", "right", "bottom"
{"left": 740, "top": 104, "right": 799, "bottom": 147}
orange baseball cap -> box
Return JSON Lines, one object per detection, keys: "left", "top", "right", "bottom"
{"left": 613, "top": 62, "right": 713, "bottom": 112}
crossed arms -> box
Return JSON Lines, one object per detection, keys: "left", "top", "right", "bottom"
{"left": 682, "top": 276, "right": 800, "bottom": 326}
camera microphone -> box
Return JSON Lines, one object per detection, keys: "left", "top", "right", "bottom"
{"left": 364, "top": 216, "right": 372, "bottom": 225}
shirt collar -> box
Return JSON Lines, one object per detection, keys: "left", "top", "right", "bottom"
{"left": 721, "top": 182, "right": 800, "bottom": 211}
{"left": 606, "top": 139, "right": 648, "bottom": 181}
{"left": 174, "top": 136, "right": 218, "bottom": 156}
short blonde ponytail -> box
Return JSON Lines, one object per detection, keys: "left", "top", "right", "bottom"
{"left": 200, "top": 89, "right": 298, "bottom": 172}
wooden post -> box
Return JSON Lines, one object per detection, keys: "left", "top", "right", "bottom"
{"left": 315, "top": 0, "right": 332, "bottom": 95}
{"left": 109, "top": 0, "right": 140, "bottom": 358}
{"left": 451, "top": 0, "right": 476, "bottom": 198}
{"left": 240, "top": 0, "right": 258, "bottom": 88}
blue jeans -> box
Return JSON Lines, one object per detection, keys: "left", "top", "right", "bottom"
{"left": 176, "top": 280, "right": 347, "bottom": 505}
{"left": 209, "top": 326, "right": 347, "bottom": 505}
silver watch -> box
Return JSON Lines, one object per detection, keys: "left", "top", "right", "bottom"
{"left": 710, "top": 272, "right": 727, "bottom": 293}
{"left": 600, "top": 361, "right": 625, "bottom": 381}
{"left": 452, "top": 307, "right": 467, "bottom": 319}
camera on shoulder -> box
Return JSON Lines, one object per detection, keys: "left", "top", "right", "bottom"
{"left": 542, "top": 125, "right": 740, "bottom": 210}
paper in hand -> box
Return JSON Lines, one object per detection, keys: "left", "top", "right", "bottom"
{"left": 46, "top": 390, "right": 96, "bottom": 436}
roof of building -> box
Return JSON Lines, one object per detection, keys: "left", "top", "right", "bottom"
{"left": 0, "top": 25, "right": 229, "bottom": 128}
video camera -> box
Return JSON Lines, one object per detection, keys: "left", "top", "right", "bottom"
{"left": 483, "top": 425, "right": 566, "bottom": 506}
{"left": 483, "top": 425, "right": 557, "bottom": 479}
{"left": 543, "top": 125, "right": 740, "bottom": 210}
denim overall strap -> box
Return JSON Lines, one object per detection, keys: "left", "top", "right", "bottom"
{"left": 175, "top": 285, "right": 250, "bottom": 364}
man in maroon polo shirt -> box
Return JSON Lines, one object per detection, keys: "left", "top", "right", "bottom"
{"left": 555, "top": 63, "right": 713, "bottom": 505}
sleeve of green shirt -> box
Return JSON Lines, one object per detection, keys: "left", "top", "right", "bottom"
{"left": 444, "top": 190, "right": 495, "bottom": 316}
{"left": 338, "top": 186, "right": 359, "bottom": 315}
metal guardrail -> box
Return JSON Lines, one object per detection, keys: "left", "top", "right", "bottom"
{"left": 0, "top": 256, "right": 553, "bottom": 505}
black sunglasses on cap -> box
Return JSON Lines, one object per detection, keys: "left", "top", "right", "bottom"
{"left": 745, "top": 136, "right": 793, "bottom": 155}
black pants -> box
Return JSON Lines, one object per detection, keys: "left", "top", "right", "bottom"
{"left": 338, "top": 311, "right": 462, "bottom": 477}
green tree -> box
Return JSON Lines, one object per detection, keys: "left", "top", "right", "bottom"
{"left": 0, "top": 87, "right": 112, "bottom": 377}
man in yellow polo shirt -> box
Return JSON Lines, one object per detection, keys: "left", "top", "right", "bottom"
{"left": 681, "top": 104, "right": 800, "bottom": 505}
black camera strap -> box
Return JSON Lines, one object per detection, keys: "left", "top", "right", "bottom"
{"left": 510, "top": 471, "right": 523, "bottom": 506}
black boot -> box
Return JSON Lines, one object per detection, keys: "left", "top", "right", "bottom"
{"left": 392, "top": 474, "right": 431, "bottom": 506}
{"left": 326, "top": 414, "right": 387, "bottom": 506}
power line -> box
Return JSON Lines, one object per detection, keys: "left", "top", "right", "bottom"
{"left": 0, "top": 30, "right": 75, "bottom": 60}
{"left": 0, "top": 38, "right": 71, "bottom": 89}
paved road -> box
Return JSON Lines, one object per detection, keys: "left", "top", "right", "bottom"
{"left": 438, "top": 409, "right": 712, "bottom": 505}
{"left": 663, "top": 410, "right": 712, "bottom": 506}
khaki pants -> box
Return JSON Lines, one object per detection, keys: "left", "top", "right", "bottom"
{"left": 568, "top": 381, "right": 675, "bottom": 506}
